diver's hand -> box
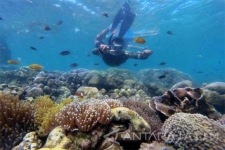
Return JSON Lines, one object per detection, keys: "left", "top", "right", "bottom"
{"left": 100, "top": 44, "right": 109, "bottom": 52}
{"left": 143, "top": 49, "right": 153, "bottom": 56}
{"left": 138, "top": 49, "right": 153, "bottom": 59}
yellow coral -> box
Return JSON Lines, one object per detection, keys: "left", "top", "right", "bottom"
{"left": 111, "top": 107, "right": 151, "bottom": 132}
{"left": 33, "top": 95, "right": 73, "bottom": 136}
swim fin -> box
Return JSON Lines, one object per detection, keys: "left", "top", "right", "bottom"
{"left": 118, "top": 11, "right": 136, "bottom": 38}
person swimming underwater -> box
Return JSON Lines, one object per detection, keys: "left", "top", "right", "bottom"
{"left": 92, "top": 2, "right": 152, "bottom": 66}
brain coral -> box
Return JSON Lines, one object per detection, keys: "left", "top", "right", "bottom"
{"left": 162, "top": 113, "right": 225, "bottom": 150}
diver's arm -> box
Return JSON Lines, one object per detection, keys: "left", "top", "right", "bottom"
{"left": 127, "top": 44, "right": 147, "bottom": 50}
{"left": 94, "top": 28, "right": 110, "bottom": 47}
{"left": 125, "top": 49, "right": 153, "bottom": 59}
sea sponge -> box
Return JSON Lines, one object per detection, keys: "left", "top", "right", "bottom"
{"left": 33, "top": 95, "right": 73, "bottom": 136}
{"left": 162, "top": 113, "right": 225, "bottom": 150}
{"left": 0, "top": 93, "right": 37, "bottom": 149}
{"left": 56, "top": 99, "right": 122, "bottom": 132}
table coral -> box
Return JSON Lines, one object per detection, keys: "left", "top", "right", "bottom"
{"left": 162, "top": 113, "right": 225, "bottom": 150}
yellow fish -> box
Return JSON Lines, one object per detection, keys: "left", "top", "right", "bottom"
{"left": 29, "top": 64, "right": 43, "bottom": 70}
{"left": 7, "top": 60, "right": 20, "bottom": 65}
{"left": 134, "top": 37, "right": 146, "bottom": 44}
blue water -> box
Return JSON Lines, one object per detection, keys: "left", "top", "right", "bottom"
{"left": 0, "top": 0, "right": 224, "bottom": 86}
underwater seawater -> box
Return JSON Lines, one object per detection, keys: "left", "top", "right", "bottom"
{"left": 0, "top": 0, "right": 225, "bottom": 150}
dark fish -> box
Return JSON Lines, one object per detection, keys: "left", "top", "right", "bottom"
{"left": 56, "top": 21, "right": 63, "bottom": 25}
{"left": 0, "top": 17, "right": 3, "bottom": 20}
{"left": 133, "top": 63, "right": 138, "bottom": 66}
{"left": 30, "top": 46, "right": 37, "bottom": 50}
{"left": 102, "top": 12, "right": 108, "bottom": 17}
{"left": 197, "top": 71, "right": 203, "bottom": 73}
{"left": 94, "top": 63, "right": 99, "bottom": 65}
{"left": 159, "top": 62, "right": 166, "bottom": 66}
{"left": 167, "top": 31, "right": 173, "bottom": 35}
{"left": 158, "top": 75, "right": 166, "bottom": 79}
{"left": 39, "top": 36, "right": 44, "bottom": 39}
{"left": 87, "top": 53, "right": 91, "bottom": 57}
{"left": 44, "top": 26, "right": 51, "bottom": 31}
{"left": 70, "top": 63, "right": 78, "bottom": 68}
{"left": 60, "top": 51, "right": 72, "bottom": 56}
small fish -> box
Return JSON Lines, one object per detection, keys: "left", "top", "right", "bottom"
{"left": 70, "top": 63, "right": 78, "bottom": 68}
{"left": 39, "top": 36, "right": 44, "bottom": 39}
{"left": 159, "top": 62, "right": 166, "bottom": 66}
{"left": 60, "top": 51, "right": 72, "bottom": 56}
{"left": 75, "top": 91, "right": 86, "bottom": 98}
{"left": 87, "top": 53, "right": 91, "bottom": 57}
{"left": 197, "top": 71, "right": 203, "bottom": 73}
{"left": 167, "top": 31, "right": 173, "bottom": 35}
{"left": 158, "top": 75, "right": 166, "bottom": 79}
{"left": 134, "top": 37, "right": 146, "bottom": 44}
{"left": 102, "top": 12, "right": 108, "bottom": 17}
{"left": 56, "top": 21, "right": 63, "bottom": 25}
{"left": 133, "top": 63, "right": 138, "bottom": 66}
{"left": 94, "top": 63, "right": 99, "bottom": 65}
{"left": 7, "top": 60, "right": 20, "bottom": 65}
{"left": 28, "top": 64, "right": 43, "bottom": 70}
{"left": 30, "top": 46, "right": 37, "bottom": 50}
{"left": 44, "top": 26, "right": 51, "bottom": 31}
{"left": 0, "top": 17, "right": 3, "bottom": 20}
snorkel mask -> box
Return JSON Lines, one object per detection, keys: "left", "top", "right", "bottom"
{"left": 108, "top": 36, "right": 125, "bottom": 55}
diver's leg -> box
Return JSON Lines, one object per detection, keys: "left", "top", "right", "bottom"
{"left": 109, "top": 8, "right": 123, "bottom": 32}
{"left": 118, "top": 11, "right": 136, "bottom": 38}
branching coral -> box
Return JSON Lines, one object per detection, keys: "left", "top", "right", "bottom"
{"left": 56, "top": 99, "right": 122, "bottom": 132}
{"left": 0, "top": 93, "right": 37, "bottom": 149}
{"left": 33, "top": 95, "right": 73, "bottom": 136}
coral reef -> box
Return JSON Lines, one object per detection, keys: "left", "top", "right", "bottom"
{"left": 217, "top": 114, "right": 225, "bottom": 125}
{"left": 75, "top": 86, "right": 101, "bottom": 99}
{"left": 12, "top": 132, "right": 42, "bottom": 150}
{"left": 139, "top": 141, "right": 176, "bottom": 150}
{"left": 202, "top": 82, "right": 225, "bottom": 114}
{"left": 56, "top": 99, "right": 122, "bottom": 132}
{"left": 0, "top": 84, "right": 26, "bottom": 99}
{"left": 162, "top": 113, "right": 225, "bottom": 150}
{"left": 137, "top": 68, "right": 193, "bottom": 92}
{"left": 121, "top": 99, "right": 162, "bottom": 134}
{"left": 170, "top": 80, "right": 194, "bottom": 90}
{"left": 43, "top": 127, "right": 72, "bottom": 149}
{"left": 33, "top": 95, "right": 73, "bottom": 136}
{"left": 111, "top": 107, "right": 151, "bottom": 133}
{"left": 0, "top": 93, "right": 37, "bottom": 149}
{"left": 149, "top": 87, "right": 222, "bottom": 120}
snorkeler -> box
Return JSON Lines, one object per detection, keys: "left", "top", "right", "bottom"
{"left": 92, "top": 2, "right": 152, "bottom": 66}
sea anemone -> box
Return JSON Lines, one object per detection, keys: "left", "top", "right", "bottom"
{"left": 0, "top": 93, "right": 37, "bottom": 149}
{"left": 33, "top": 95, "right": 73, "bottom": 136}
{"left": 56, "top": 99, "right": 122, "bottom": 132}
